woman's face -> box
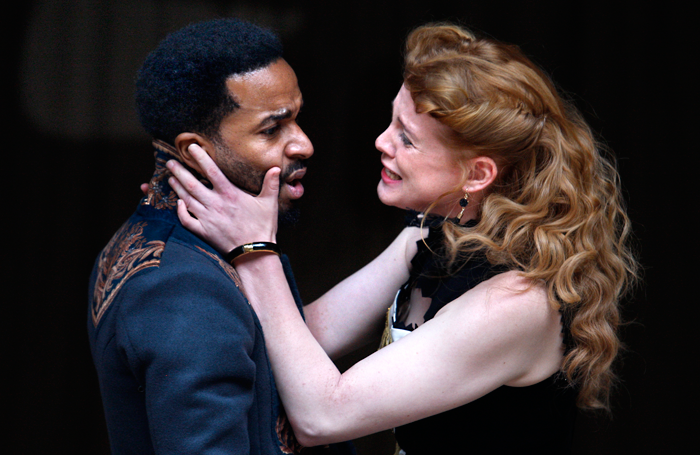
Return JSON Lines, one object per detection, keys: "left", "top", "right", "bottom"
{"left": 376, "top": 85, "right": 465, "bottom": 216}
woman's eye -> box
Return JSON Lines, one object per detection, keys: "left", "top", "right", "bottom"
{"left": 400, "top": 132, "right": 413, "bottom": 147}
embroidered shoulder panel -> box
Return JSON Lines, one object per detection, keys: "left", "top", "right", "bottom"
{"left": 91, "top": 221, "right": 165, "bottom": 327}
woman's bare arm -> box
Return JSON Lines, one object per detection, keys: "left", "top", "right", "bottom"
{"left": 303, "top": 226, "right": 421, "bottom": 359}
{"left": 236, "top": 256, "right": 564, "bottom": 446}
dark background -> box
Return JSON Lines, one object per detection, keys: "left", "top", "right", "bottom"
{"left": 9, "top": 1, "right": 694, "bottom": 453}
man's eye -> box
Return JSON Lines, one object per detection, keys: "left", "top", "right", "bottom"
{"left": 262, "top": 125, "right": 280, "bottom": 136}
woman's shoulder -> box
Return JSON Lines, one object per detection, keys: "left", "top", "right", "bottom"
{"left": 436, "top": 271, "right": 564, "bottom": 386}
{"left": 449, "top": 270, "right": 551, "bottom": 317}
{"left": 437, "top": 271, "right": 555, "bottom": 344}
{"left": 398, "top": 225, "right": 428, "bottom": 268}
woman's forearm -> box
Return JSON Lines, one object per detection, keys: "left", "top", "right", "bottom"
{"left": 234, "top": 254, "right": 346, "bottom": 445}
{"left": 303, "top": 226, "right": 421, "bottom": 359}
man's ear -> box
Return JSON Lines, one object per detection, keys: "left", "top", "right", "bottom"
{"left": 174, "top": 132, "right": 217, "bottom": 174}
{"left": 463, "top": 156, "right": 498, "bottom": 193}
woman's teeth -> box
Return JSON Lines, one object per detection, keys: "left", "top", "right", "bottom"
{"left": 385, "top": 168, "right": 401, "bottom": 180}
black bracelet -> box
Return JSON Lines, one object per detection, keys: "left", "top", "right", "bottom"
{"left": 226, "top": 242, "right": 281, "bottom": 264}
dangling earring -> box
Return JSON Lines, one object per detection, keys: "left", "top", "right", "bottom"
{"left": 457, "top": 191, "right": 470, "bottom": 222}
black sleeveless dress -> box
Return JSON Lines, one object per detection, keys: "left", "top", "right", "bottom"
{"left": 390, "top": 213, "right": 578, "bottom": 454}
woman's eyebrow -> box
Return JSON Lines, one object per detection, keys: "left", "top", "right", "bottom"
{"left": 397, "top": 115, "right": 417, "bottom": 140}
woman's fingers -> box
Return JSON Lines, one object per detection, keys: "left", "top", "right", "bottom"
{"left": 167, "top": 172, "right": 207, "bottom": 235}
{"left": 187, "top": 143, "right": 231, "bottom": 190}
{"left": 167, "top": 159, "right": 210, "bottom": 204}
{"left": 168, "top": 172, "right": 206, "bottom": 216}
{"left": 175, "top": 199, "right": 201, "bottom": 234}
{"left": 167, "top": 160, "right": 207, "bottom": 211}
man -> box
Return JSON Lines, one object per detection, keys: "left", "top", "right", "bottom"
{"left": 88, "top": 18, "right": 327, "bottom": 454}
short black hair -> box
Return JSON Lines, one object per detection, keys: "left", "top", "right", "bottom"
{"left": 135, "top": 18, "right": 283, "bottom": 144}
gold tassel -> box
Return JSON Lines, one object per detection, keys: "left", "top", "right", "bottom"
{"left": 378, "top": 306, "right": 393, "bottom": 350}
{"left": 379, "top": 306, "right": 403, "bottom": 455}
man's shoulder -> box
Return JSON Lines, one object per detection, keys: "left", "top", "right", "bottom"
{"left": 89, "top": 212, "right": 247, "bottom": 328}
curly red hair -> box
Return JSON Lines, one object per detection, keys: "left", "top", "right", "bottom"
{"left": 405, "top": 24, "right": 638, "bottom": 411}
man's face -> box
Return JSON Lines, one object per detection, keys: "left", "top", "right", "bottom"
{"left": 212, "top": 59, "right": 313, "bottom": 213}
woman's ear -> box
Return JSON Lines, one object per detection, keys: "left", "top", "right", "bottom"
{"left": 174, "top": 132, "right": 216, "bottom": 174}
{"left": 464, "top": 156, "right": 498, "bottom": 193}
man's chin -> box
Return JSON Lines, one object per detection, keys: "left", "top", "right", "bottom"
{"left": 278, "top": 203, "right": 300, "bottom": 227}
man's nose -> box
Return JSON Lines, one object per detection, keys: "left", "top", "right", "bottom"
{"left": 286, "top": 124, "right": 314, "bottom": 160}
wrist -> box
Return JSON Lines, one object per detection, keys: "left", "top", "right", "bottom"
{"left": 233, "top": 251, "right": 285, "bottom": 294}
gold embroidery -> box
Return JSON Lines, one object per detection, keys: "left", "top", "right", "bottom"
{"left": 92, "top": 221, "right": 165, "bottom": 326}
{"left": 276, "top": 408, "right": 305, "bottom": 454}
{"left": 143, "top": 140, "right": 179, "bottom": 210}
{"left": 195, "top": 246, "right": 245, "bottom": 292}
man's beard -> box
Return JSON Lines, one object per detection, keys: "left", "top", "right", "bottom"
{"left": 278, "top": 205, "right": 300, "bottom": 227}
{"left": 212, "top": 142, "right": 306, "bottom": 227}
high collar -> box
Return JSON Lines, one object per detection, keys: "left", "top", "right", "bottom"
{"left": 141, "top": 139, "right": 209, "bottom": 211}
{"left": 141, "top": 140, "right": 179, "bottom": 210}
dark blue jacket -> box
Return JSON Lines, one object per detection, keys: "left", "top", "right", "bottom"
{"left": 88, "top": 144, "right": 308, "bottom": 454}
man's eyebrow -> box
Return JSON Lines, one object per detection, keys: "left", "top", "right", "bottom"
{"left": 257, "top": 108, "right": 293, "bottom": 128}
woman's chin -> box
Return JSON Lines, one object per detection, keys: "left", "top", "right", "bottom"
{"left": 377, "top": 182, "right": 434, "bottom": 213}
{"left": 376, "top": 183, "right": 400, "bottom": 208}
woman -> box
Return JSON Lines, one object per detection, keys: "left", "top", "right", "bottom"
{"left": 167, "top": 24, "right": 637, "bottom": 454}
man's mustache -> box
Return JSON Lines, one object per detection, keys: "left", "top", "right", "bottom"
{"left": 280, "top": 160, "right": 308, "bottom": 182}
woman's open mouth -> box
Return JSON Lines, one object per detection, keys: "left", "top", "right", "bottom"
{"left": 381, "top": 167, "right": 402, "bottom": 182}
